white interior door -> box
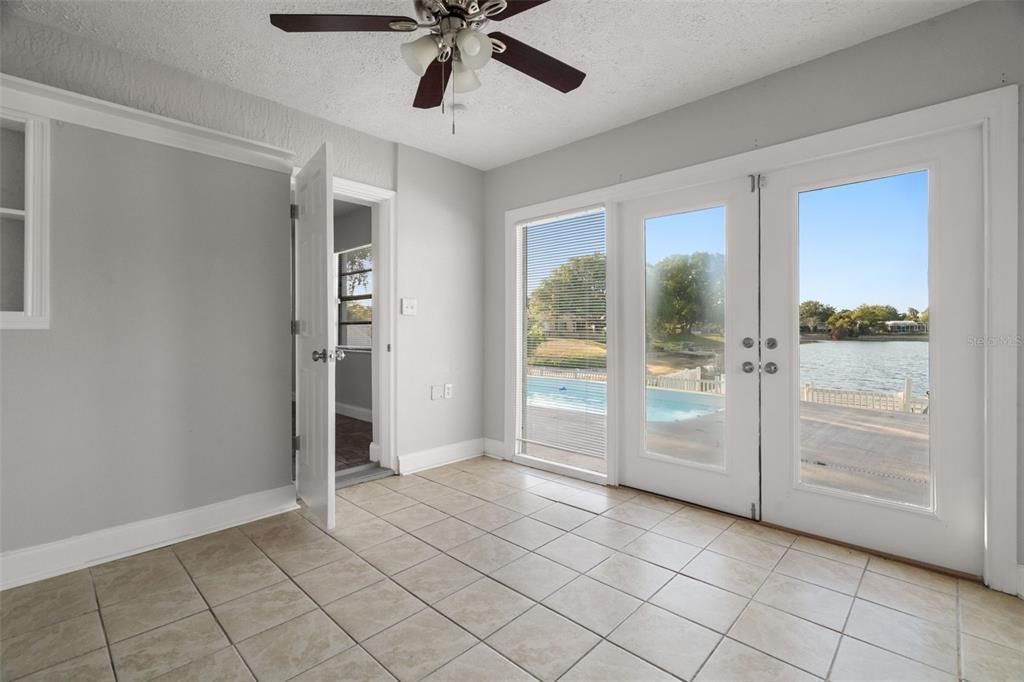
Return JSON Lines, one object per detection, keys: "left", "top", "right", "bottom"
{"left": 295, "top": 144, "right": 336, "bottom": 530}
{"left": 760, "top": 126, "right": 985, "bottom": 574}
{"left": 620, "top": 177, "right": 760, "bottom": 517}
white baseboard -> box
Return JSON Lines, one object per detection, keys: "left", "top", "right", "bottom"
{"left": 0, "top": 485, "right": 297, "bottom": 591}
{"left": 335, "top": 401, "right": 372, "bottom": 422}
{"left": 398, "top": 438, "right": 485, "bottom": 475}
{"left": 483, "top": 438, "right": 509, "bottom": 459}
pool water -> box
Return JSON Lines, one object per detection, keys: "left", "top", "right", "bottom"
{"left": 526, "top": 376, "right": 723, "bottom": 423}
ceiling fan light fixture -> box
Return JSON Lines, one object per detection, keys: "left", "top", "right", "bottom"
{"left": 452, "top": 60, "right": 482, "bottom": 93}
{"left": 400, "top": 35, "right": 440, "bottom": 77}
{"left": 455, "top": 28, "right": 492, "bottom": 70}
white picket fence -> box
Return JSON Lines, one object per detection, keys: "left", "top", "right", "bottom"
{"left": 801, "top": 378, "right": 928, "bottom": 414}
{"left": 528, "top": 365, "right": 928, "bottom": 413}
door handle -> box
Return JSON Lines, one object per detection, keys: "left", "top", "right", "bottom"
{"left": 311, "top": 349, "right": 327, "bottom": 363}
{"left": 764, "top": 361, "right": 779, "bottom": 374}
{"left": 742, "top": 361, "right": 756, "bottom": 373}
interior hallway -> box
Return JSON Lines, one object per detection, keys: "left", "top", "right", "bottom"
{"left": 1, "top": 457, "right": 1020, "bottom": 681}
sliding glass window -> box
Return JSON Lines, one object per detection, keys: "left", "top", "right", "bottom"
{"left": 518, "top": 208, "right": 607, "bottom": 473}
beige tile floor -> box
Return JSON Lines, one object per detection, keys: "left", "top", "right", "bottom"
{"left": 2, "top": 456, "right": 1022, "bottom": 682}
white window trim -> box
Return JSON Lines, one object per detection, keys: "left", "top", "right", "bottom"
{"left": 503, "top": 85, "right": 1018, "bottom": 593}
{"left": 1, "top": 107, "right": 50, "bottom": 330}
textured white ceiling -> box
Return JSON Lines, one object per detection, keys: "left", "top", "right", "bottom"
{"left": 6, "top": 0, "right": 969, "bottom": 170}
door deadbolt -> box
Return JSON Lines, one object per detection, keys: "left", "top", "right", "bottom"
{"left": 764, "top": 361, "right": 779, "bottom": 374}
{"left": 742, "top": 337, "right": 755, "bottom": 348}
{"left": 311, "top": 349, "right": 327, "bottom": 363}
{"left": 742, "top": 361, "right": 756, "bottom": 373}
{"left": 765, "top": 337, "right": 778, "bottom": 350}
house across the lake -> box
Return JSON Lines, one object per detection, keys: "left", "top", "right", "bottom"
{"left": 884, "top": 320, "right": 928, "bottom": 334}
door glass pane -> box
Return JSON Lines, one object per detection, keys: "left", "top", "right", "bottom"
{"left": 521, "top": 209, "right": 607, "bottom": 473}
{"left": 644, "top": 207, "right": 727, "bottom": 466}
{"left": 798, "top": 170, "right": 930, "bottom": 507}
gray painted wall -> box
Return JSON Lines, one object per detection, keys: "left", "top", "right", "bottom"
{"left": 0, "top": 12, "right": 396, "bottom": 190}
{"left": 334, "top": 204, "right": 373, "bottom": 415}
{"left": 0, "top": 123, "right": 291, "bottom": 551}
{"left": 396, "top": 145, "right": 485, "bottom": 456}
{"left": 482, "top": 2, "right": 1023, "bottom": 556}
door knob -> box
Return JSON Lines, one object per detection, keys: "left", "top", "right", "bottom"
{"left": 742, "top": 337, "right": 755, "bottom": 348}
{"left": 311, "top": 349, "right": 327, "bottom": 362}
{"left": 764, "top": 361, "right": 779, "bottom": 374}
{"left": 765, "top": 337, "right": 778, "bottom": 349}
{"left": 742, "top": 361, "right": 756, "bottom": 373}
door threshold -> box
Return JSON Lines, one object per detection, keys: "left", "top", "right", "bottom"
{"left": 336, "top": 463, "right": 394, "bottom": 489}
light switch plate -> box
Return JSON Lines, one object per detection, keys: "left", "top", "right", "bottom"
{"left": 443, "top": 383, "right": 453, "bottom": 399}
{"left": 430, "top": 385, "right": 443, "bottom": 400}
{"left": 401, "top": 298, "right": 418, "bottom": 315}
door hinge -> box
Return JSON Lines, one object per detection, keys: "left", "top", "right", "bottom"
{"left": 290, "top": 203, "right": 299, "bottom": 220}
{"left": 291, "top": 319, "right": 301, "bottom": 335}
{"left": 293, "top": 435, "right": 301, "bottom": 451}
{"left": 749, "top": 174, "right": 756, "bottom": 192}
{"left": 387, "top": 343, "right": 392, "bottom": 352}
{"left": 758, "top": 174, "right": 766, "bottom": 189}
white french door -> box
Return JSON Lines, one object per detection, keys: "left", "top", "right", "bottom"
{"left": 615, "top": 128, "right": 986, "bottom": 573}
{"left": 619, "top": 178, "right": 760, "bottom": 517}
{"left": 759, "top": 126, "right": 985, "bottom": 574}
{"left": 294, "top": 143, "right": 336, "bottom": 530}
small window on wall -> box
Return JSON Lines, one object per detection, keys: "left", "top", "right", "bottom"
{"left": 338, "top": 244, "right": 372, "bottom": 349}
{"left": 1, "top": 111, "right": 50, "bottom": 329}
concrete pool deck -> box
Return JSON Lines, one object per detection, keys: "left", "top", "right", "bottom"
{"left": 523, "top": 401, "right": 930, "bottom": 507}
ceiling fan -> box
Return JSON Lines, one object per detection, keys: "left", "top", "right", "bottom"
{"left": 269, "top": 0, "right": 585, "bottom": 109}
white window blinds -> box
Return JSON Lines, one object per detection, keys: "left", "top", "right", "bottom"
{"left": 520, "top": 208, "right": 607, "bottom": 465}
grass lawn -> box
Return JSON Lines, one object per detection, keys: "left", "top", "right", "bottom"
{"left": 530, "top": 338, "right": 607, "bottom": 368}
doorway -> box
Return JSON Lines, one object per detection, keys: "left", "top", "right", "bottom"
{"left": 617, "top": 127, "right": 985, "bottom": 574}
{"left": 291, "top": 145, "right": 397, "bottom": 530}
{"left": 333, "top": 201, "right": 375, "bottom": 474}
{"left": 509, "top": 90, "right": 1017, "bottom": 582}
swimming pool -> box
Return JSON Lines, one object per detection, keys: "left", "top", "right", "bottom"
{"left": 526, "top": 376, "right": 724, "bottom": 423}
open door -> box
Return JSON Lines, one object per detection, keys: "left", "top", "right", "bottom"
{"left": 295, "top": 144, "right": 336, "bottom": 529}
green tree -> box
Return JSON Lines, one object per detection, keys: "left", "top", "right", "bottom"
{"left": 905, "top": 307, "right": 920, "bottom": 322}
{"left": 647, "top": 252, "right": 724, "bottom": 337}
{"left": 850, "top": 304, "right": 900, "bottom": 334}
{"left": 919, "top": 308, "right": 929, "bottom": 326}
{"left": 799, "top": 300, "right": 836, "bottom": 331}
{"left": 527, "top": 253, "right": 607, "bottom": 349}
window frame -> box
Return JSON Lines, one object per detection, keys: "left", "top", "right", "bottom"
{"left": 336, "top": 243, "right": 372, "bottom": 350}
{"left": 1, "top": 108, "right": 50, "bottom": 330}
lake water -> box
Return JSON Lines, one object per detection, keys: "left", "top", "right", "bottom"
{"left": 800, "top": 340, "right": 929, "bottom": 396}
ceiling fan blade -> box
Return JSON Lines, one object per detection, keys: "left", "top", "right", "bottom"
{"left": 413, "top": 60, "right": 452, "bottom": 109}
{"left": 491, "top": 0, "right": 552, "bottom": 21}
{"left": 269, "top": 14, "right": 417, "bottom": 32}
{"left": 489, "top": 32, "right": 585, "bottom": 93}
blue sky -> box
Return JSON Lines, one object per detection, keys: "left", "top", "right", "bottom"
{"left": 644, "top": 170, "right": 929, "bottom": 313}
{"left": 528, "top": 170, "right": 929, "bottom": 312}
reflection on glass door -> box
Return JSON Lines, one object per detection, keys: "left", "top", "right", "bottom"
{"left": 645, "top": 207, "right": 727, "bottom": 467}
{"left": 797, "top": 171, "right": 931, "bottom": 507}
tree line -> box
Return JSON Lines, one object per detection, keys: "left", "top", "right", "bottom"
{"left": 799, "top": 300, "right": 928, "bottom": 339}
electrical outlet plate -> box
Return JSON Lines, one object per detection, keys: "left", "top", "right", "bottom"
{"left": 430, "top": 385, "right": 443, "bottom": 400}
{"left": 401, "top": 298, "right": 418, "bottom": 315}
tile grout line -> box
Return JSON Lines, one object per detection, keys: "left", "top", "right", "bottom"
{"left": 169, "top": 545, "right": 264, "bottom": 682}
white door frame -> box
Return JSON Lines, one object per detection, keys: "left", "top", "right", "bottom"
{"left": 292, "top": 171, "right": 398, "bottom": 473}
{"left": 503, "top": 85, "right": 1018, "bottom": 592}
